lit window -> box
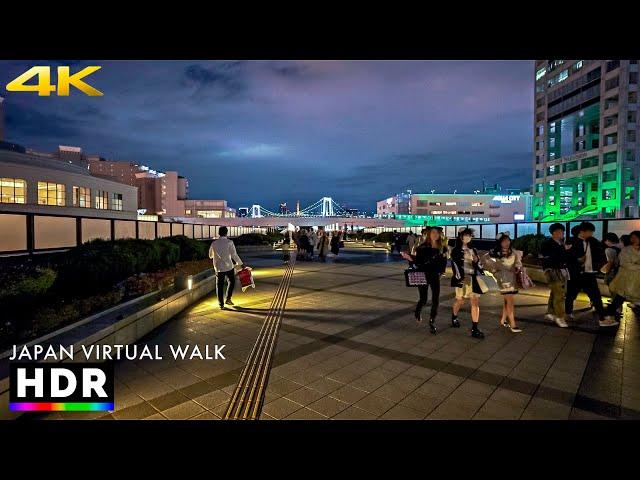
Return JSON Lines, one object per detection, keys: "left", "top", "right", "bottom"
{"left": 549, "top": 122, "right": 556, "bottom": 134}
{"left": 574, "top": 60, "right": 583, "bottom": 70}
{"left": 445, "top": 202, "right": 456, "bottom": 206}
{"left": 38, "top": 182, "right": 65, "bottom": 206}
{"left": 111, "top": 192, "right": 123, "bottom": 211}
{"left": 1, "top": 178, "right": 26, "bottom": 204}
{"left": 95, "top": 190, "right": 108, "bottom": 209}
{"left": 73, "top": 186, "right": 91, "bottom": 208}
{"left": 536, "top": 67, "right": 547, "bottom": 81}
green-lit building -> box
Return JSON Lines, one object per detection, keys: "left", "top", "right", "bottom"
{"left": 533, "top": 60, "right": 639, "bottom": 221}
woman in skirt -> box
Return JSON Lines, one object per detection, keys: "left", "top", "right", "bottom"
{"left": 482, "top": 233, "right": 523, "bottom": 333}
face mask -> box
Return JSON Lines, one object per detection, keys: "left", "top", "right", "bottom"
{"left": 462, "top": 235, "right": 472, "bottom": 244}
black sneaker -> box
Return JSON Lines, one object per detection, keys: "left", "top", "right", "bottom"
{"left": 225, "top": 300, "right": 235, "bottom": 306}
{"left": 219, "top": 304, "right": 226, "bottom": 310}
{"left": 471, "top": 328, "right": 485, "bottom": 339}
{"left": 451, "top": 317, "right": 461, "bottom": 328}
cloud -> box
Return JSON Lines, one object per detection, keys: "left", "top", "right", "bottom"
{"left": 182, "top": 62, "right": 248, "bottom": 99}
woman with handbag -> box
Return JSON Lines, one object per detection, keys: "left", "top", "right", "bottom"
{"left": 483, "top": 233, "right": 523, "bottom": 333}
{"left": 407, "top": 228, "right": 448, "bottom": 334}
{"left": 450, "top": 228, "right": 486, "bottom": 339}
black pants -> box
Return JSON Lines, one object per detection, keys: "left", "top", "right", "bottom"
{"left": 565, "top": 273, "right": 604, "bottom": 319}
{"left": 216, "top": 269, "right": 235, "bottom": 306}
{"left": 415, "top": 276, "right": 440, "bottom": 320}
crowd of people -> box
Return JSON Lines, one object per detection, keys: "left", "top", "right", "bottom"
{"left": 283, "top": 227, "right": 343, "bottom": 262}
{"left": 399, "top": 221, "right": 640, "bottom": 339}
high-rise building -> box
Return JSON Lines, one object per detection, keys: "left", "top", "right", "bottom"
{"left": 533, "top": 60, "right": 640, "bottom": 221}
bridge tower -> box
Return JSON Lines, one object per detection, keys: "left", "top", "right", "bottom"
{"left": 296, "top": 200, "right": 300, "bottom": 216}
{"left": 250, "top": 204, "right": 263, "bottom": 218}
{"left": 321, "top": 197, "right": 334, "bottom": 217}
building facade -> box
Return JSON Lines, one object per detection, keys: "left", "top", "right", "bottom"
{"left": 87, "top": 157, "right": 187, "bottom": 216}
{"left": 180, "top": 199, "right": 236, "bottom": 219}
{"left": 387, "top": 193, "right": 532, "bottom": 227}
{"left": 1, "top": 145, "right": 138, "bottom": 219}
{"left": 533, "top": 60, "right": 640, "bottom": 221}
{"left": 0, "top": 96, "right": 4, "bottom": 142}
{"left": 376, "top": 191, "right": 411, "bottom": 216}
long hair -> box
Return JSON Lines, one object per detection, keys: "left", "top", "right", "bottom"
{"left": 491, "top": 233, "right": 513, "bottom": 258}
{"left": 454, "top": 227, "right": 475, "bottom": 249}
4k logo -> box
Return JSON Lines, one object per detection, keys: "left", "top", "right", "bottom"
{"left": 6, "top": 66, "right": 103, "bottom": 96}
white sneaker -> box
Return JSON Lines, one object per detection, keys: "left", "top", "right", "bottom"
{"left": 544, "top": 313, "right": 555, "bottom": 322}
{"left": 599, "top": 316, "right": 620, "bottom": 327}
{"left": 554, "top": 316, "right": 569, "bottom": 328}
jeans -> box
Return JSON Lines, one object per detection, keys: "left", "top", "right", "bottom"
{"left": 565, "top": 273, "right": 605, "bottom": 319}
{"left": 216, "top": 269, "right": 235, "bottom": 306}
{"left": 415, "top": 276, "right": 440, "bottom": 320}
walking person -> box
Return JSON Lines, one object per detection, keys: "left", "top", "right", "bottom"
{"left": 209, "top": 226, "right": 244, "bottom": 309}
{"left": 317, "top": 228, "right": 330, "bottom": 262}
{"left": 483, "top": 233, "right": 523, "bottom": 333}
{"left": 540, "top": 223, "right": 571, "bottom": 328}
{"left": 601, "top": 232, "right": 621, "bottom": 287}
{"left": 407, "top": 227, "right": 447, "bottom": 334}
{"left": 450, "top": 228, "right": 486, "bottom": 339}
{"left": 298, "top": 229, "right": 310, "bottom": 261}
{"left": 282, "top": 231, "right": 291, "bottom": 264}
{"left": 308, "top": 228, "right": 318, "bottom": 260}
{"left": 606, "top": 231, "right": 640, "bottom": 319}
{"left": 391, "top": 230, "right": 401, "bottom": 254}
{"left": 565, "top": 221, "right": 618, "bottom": 327}
{"left": 330, "top": 230, "right": 341, "bottom": 256}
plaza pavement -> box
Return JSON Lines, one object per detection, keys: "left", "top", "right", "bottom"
{"left": 39, "top": 248, "right": 640, "bottom": 420}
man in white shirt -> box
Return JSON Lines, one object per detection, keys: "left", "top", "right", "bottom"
{"left": 209, "top": 226, "right": 243, "bottom": 309}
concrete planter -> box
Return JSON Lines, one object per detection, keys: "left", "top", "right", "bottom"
{"left": 0, "top": 269, "right": 216, "bottom": 419}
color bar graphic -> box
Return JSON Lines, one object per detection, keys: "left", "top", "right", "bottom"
{"left": 9, "top": 402, "right": 114, "bottom": 412}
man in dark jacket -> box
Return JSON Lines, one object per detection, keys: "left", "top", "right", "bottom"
{"left": 540, "top": 223, "right": 570, "bottom": 327}
{"left": 564, "top": 222, "right": 618, "bottom": 327}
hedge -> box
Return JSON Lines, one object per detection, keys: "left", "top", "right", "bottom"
{"left": 233, "top": 233, "right": 272, "bottom": 246}
{"left": 512, "top": 233, "right": 547, "bottom": 257}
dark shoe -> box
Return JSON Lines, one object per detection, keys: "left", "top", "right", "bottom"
{"left": 225, "top": 300, "right": 235, "bottom": 306}
{"left": 429, "top": 319, "right": 437, "bottom": 335}
{"left": 451, "top": 317, "right": 461, "bottom": 328}
{"left": 219, "top": 304, "right": 226, "bottom": 310}
{"left": 415, "top": 316, "right": 423, "bottom": 324}
{"left": 471, "top": 328, "right": 485, "bottom": 339}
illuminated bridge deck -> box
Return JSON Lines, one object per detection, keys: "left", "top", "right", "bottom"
{"left": 39, "top": 248, "right": 640, "bottom": 420}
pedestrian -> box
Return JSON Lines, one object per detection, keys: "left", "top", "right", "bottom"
{"left": 307, "top": 228, "right": 317, "bottom": 260}
{"left": 601, "top": 232, "right": 621, "bottom": 287}
{"left": 391, "top": 230, "right": 401, "bottom": 253}
{"left": 317, "top": 228, "right": 330, "bottom": 262}
{"left": 606, "top": 230, "right": 640, "bottom": 318}
{"left": 565, "top": 221, "right": 618, "bottom": 327}
{"left": 407, "top": 227, "right": 447, "bottom": 334}
{"left": 450, "top": 228, "right": 485, "bottom": 339}
{"left": 282, "top": 231, "right": 291, "bottom": 264}
{"left": 540, "top": 223, "right": 571, "bottom": 328}
{"left": 298, "top": 229, "right": 310, "bottom": 261}
{"left": 407, "top": 231, "right": 416, "bottom": 254}
{"left": 621, "top": 234, "right": 631, "bottom": 247}
{"left": 208, "top": 226, "right": 244, "bottom": 309}
{"left": 330, "top": 230, "right": 341, "bottom": 256}
{"left": 483, "top": 233, "right": 523, "bottom": 333}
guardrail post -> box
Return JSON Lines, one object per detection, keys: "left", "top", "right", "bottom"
{"left": 110, "top": 218, "right": 115, "bottom": 241}
{"left": 26, "top": 213, "right": 34, "bottom": 257}
{"left": 76, "top": 217, "right": 82, "bottom": 246}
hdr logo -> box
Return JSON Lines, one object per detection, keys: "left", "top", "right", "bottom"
{"left": 5, "top": 66, "right": 103, "bottom": 96}
{"left": 9, "top": 363, "right": 114, "bottom": 412}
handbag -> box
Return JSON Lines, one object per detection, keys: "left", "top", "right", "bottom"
{"left": 237, "top": 267, "right": 255, "bottom": 292}
{"left": 516, "top": 268, "right": 534, "bottom": 289}
{"left": 404, "top": 269, "right": 428, "bottom": 287}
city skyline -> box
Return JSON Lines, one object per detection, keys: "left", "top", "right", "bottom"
{"left": 0, "top": 60, "right": 534, "bottom": 210}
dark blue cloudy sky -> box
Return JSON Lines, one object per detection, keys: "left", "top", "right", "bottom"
{"left": 0, "top": 60, "right": 534, "bottom": 212}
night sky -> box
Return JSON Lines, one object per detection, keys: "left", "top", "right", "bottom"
{"left": 0, "top": 60, "right": 534, "bottom": 212}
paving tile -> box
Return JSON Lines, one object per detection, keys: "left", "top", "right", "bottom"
{"left": 307, "top": 396, "right": 350, "bottom": 418}
{"left": 284, "top": 408, "right": 328, "bottom": 420}
{"left": 380, "top": 404, "right": 425, "bottom": 419}
{"left": 285, "top": 387, "right": 326, "bottom": 407}
{"left": 262, "top": 397, "right": 304, "bottom": 419}
{"left": 329, "top": 384, "right": 369, "bottom": 404}
{"left": 354, "top": 394, "right": 397, "bottom": 416}
{"left": 162, "top": 401, "right": 206, "bottom": 420}
{"left": 333, "top": 406, "right": 379, "bottom": 419}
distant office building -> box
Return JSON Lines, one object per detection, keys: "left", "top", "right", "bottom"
{"left": 279, "top": 202, "right": 289, "bottom": 214}
{"left": 533, "top": 59, "right": 640, "bottom": 221}
{"left": 57, "top": 145, "right": 87, "bottom": 168}
{"left": 87, "top": 157, "right": 186, "bottom": 216}
{"left": 0, "top": 145, "right": 137, "bottom": 219}
{"left": 181, "top": 199, "right": 236, "bottom": 219}
{"left": 380, "top": 192, "right": 532, "bottom": 226}
{"left": 376, "top": 191, "right": 411, "bottom": 216}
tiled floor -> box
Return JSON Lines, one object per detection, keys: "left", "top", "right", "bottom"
{"left": 40, "top": 248, "right": 640, "bottom": 420}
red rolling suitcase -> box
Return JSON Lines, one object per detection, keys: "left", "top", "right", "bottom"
{"left": 237, "top": 266, "right": 255, "bottom": 292}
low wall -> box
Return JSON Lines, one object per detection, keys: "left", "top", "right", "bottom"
{"left": 0, "top": 270, "right": 216, "bottom": 420}
{"left": 525, "top": 264, "right": 611, "bottom": 297}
